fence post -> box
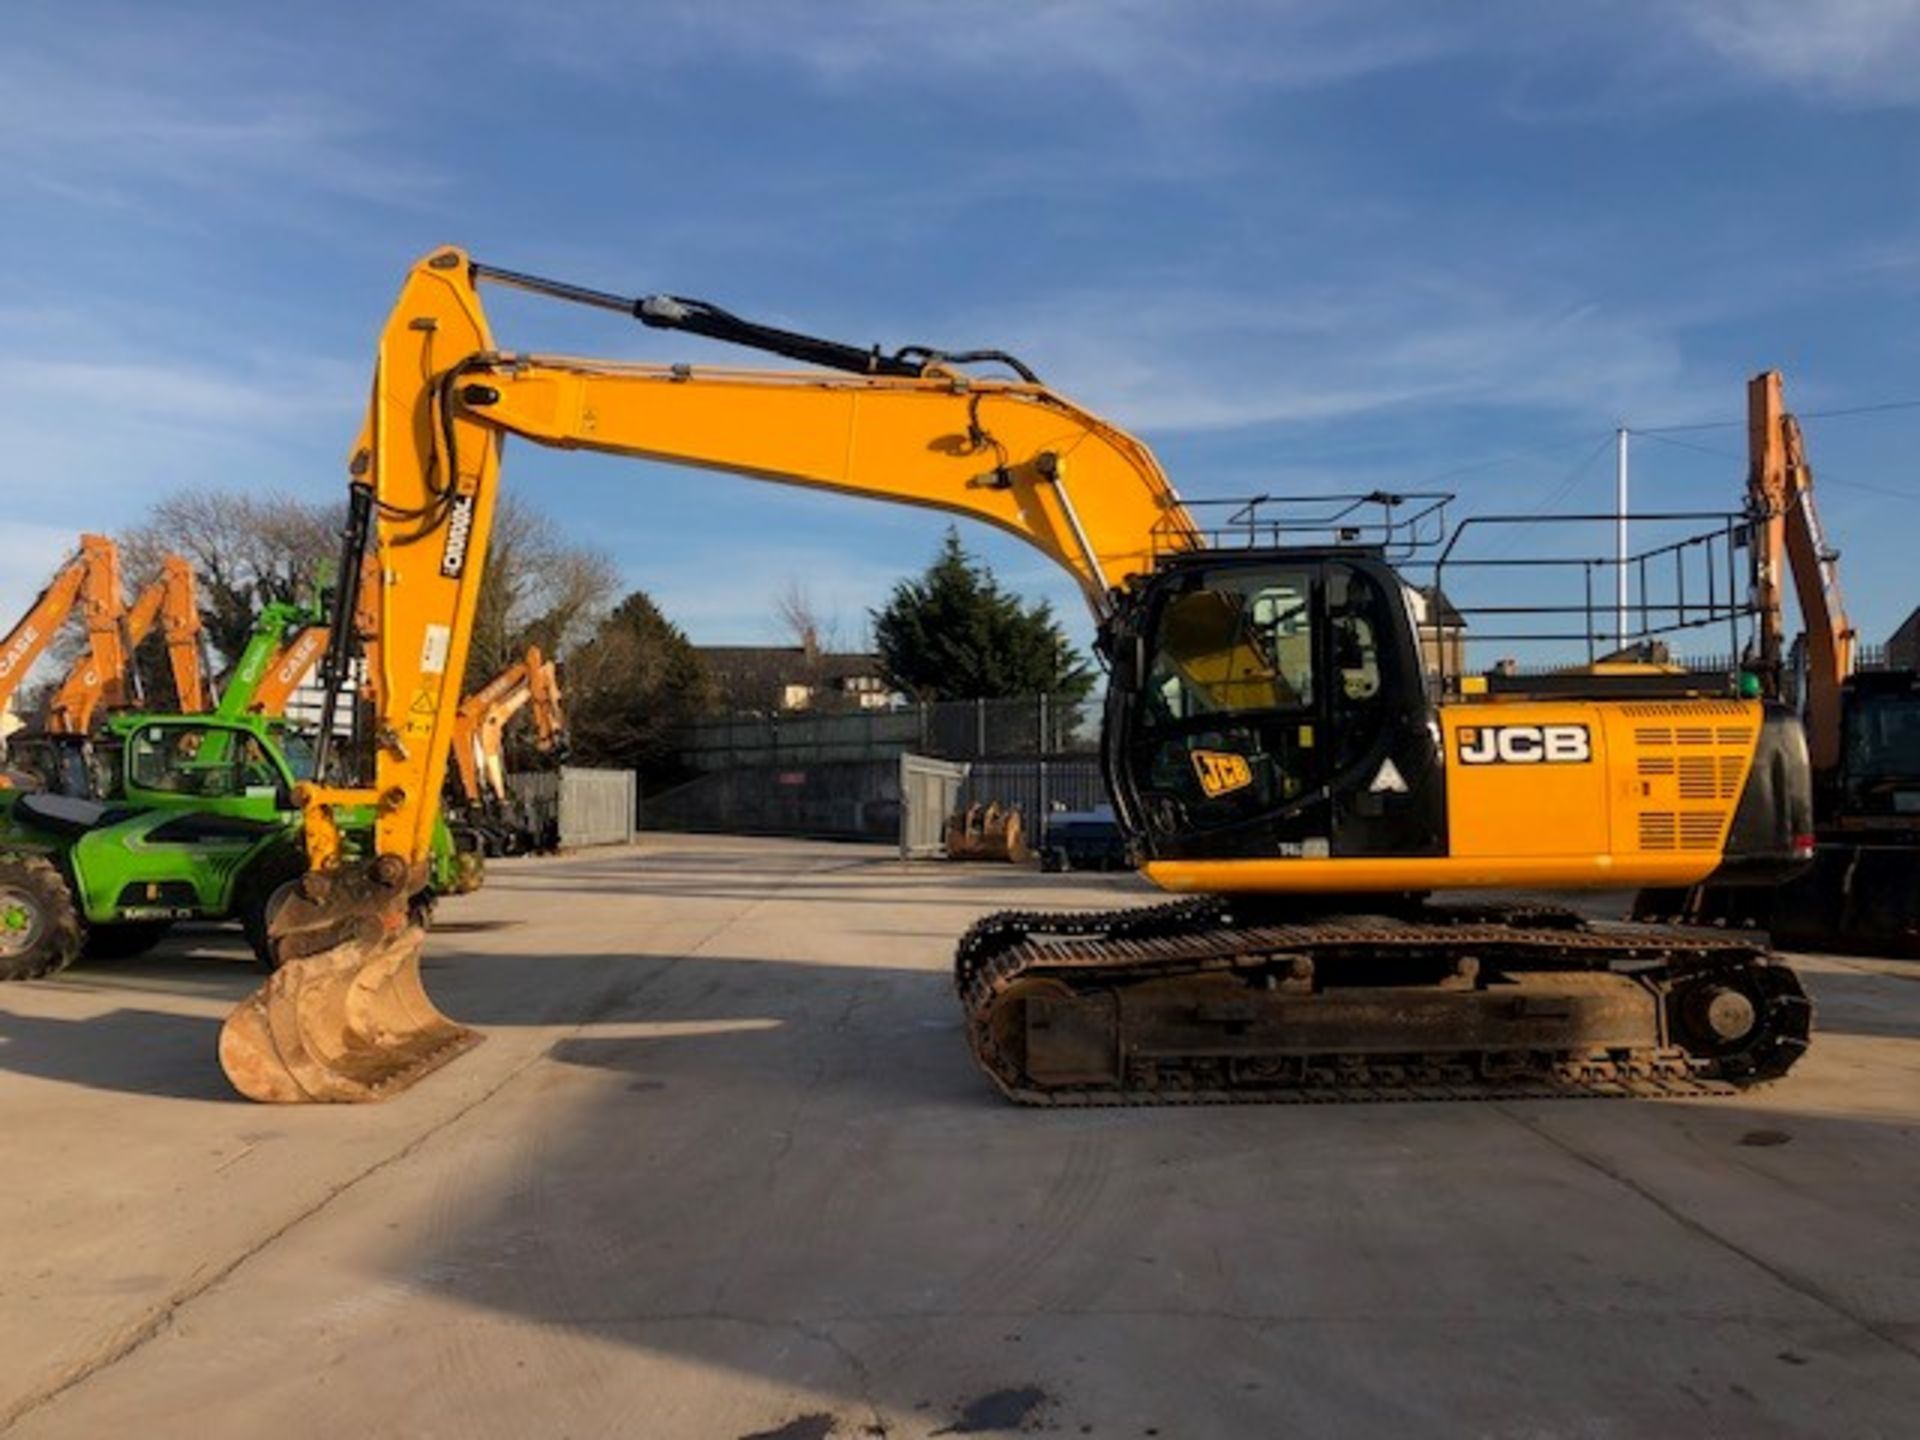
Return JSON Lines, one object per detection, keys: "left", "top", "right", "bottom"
{"left": 976, "top": 697, "right": 987, "bottom": 758}
{"left": 1038, "top": 692, "right": 1049, "bottom": 756}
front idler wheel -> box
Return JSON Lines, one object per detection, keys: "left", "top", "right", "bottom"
{"left": 1667, "top": 963, "right": 1812, "bottom": 1084}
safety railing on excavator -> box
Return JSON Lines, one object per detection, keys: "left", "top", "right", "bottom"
{"left": 1153, "top": 490, "right": 1454, "bottom": 563}
{"left": 1420, "top": 509, "right": 1765, "bottom": 694}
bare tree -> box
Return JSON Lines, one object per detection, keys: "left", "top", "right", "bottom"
{"left": 775, "top": 579, "right": 824, "bottom": 658}
{"left": 122, "top": 490, "right": 341, "bottom": 664}
{"left": 460, "top": 494, "right": 620, "bottom": 692}
{"left": 121, "top": 485, "right": 617, "bottom": 698}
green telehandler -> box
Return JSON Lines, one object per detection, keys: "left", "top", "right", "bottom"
{"left": 0, "top": 604, "right": 475, "bottom": 980}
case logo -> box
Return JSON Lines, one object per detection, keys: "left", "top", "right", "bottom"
{"left": 1191, "top": 749, "right": 1253, "bottom": 798}
{"left": 1458, "top": 724, "right": 1591, "bottom": 765}
{"left": 0, "top": 624, "right": 39, "bottom": 679}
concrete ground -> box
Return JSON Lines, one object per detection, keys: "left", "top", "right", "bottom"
{"left": 2, "top": 834, "right": 1918, "bottom": 1439}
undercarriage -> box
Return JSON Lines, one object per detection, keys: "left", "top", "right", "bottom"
{"left": 956, "top": 897, "right": 1811, "bottom": 1104}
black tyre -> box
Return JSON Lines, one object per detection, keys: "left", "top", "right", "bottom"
{"left": 236, "top": 844, "right": 310, "bottom": 972}
{"left": 0, "top": 854, "right": 84, "bottom": 981}
{"left": 82, "top": 920, "right": 173, "bottom": 960}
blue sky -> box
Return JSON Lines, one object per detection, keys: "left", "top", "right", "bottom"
{"left": 5, "top": 0, "right": 1920, "bottom": 662}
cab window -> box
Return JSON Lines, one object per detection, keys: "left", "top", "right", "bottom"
{"left": 1147, "top": 570, "right": 1315, "bottom": 718}
{"left": 128, "top": 725, "right": 283, "bottom": 799}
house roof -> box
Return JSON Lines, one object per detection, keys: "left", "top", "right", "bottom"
{"left": 697, "top": 646, "right": 888, "bottom": 709}
{"left": 1419, "top": 586, "right": 1468, "bottom": 629}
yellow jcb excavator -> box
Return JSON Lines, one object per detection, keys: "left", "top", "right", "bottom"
{"left": 448, "top": 644, "right": 566, "bottom": 855}
{"left": 218, "top": 248, "right": 1816, "bottom": 1104}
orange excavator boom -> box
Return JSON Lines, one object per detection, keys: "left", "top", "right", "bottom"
{"left": 0, "top": 536, "right": 118, "bottom": 727}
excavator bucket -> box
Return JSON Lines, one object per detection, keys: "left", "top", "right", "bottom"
{"left": 944, "top": 802, "right": 1032, "bottom": 864}
{"left": 218, "top": 861, "right": 480, "bottom": 1103}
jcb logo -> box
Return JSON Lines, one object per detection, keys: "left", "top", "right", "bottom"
{"left": 1458, "top": 724, "right": 1591, "bottom": 766}
{"left": 1191, "top": 749, "right": 1253, "bottom": 798}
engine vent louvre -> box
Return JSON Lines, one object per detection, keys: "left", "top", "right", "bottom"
{"left": 1680, "top": 813, "right": 1723, "bottom": 849}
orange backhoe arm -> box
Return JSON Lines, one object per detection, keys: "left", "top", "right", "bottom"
{"left": 449, "top": 644, "right": 565, "bottom": 805}
{"left": 42, "top": 537, "right": 131, "bottom": 735}
{"left": 145, "top": 554, "right": 208, "bottom": 712}
{"left": 49, "top": 552, "right": 205, "bottom": 731}
{"left": 1748, "top": 371, "right": 1855, "bottom": 772}
{"left": 0, "top": 536, "right": 117, "bottom": 722}
{"left": 449, "top": 650, "right": 533, "bottom": 805}
{"left": 249, "top": 625, "right": 330, "bottom": 716}
{"left": 529, "top": 653, "right": 565, "bottom": 753}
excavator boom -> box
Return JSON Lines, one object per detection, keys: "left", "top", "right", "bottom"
{"left": 1748, "top": 371, "right": 1855, "bottom": 771}
{"left": 40, "top": 537, "right": 130, "bottom": 736}
{"left": 48, "top": 551, "right": 205, "bottom": 732}
{"left": 0, "top": 537, "right": 117, "bottom": 743}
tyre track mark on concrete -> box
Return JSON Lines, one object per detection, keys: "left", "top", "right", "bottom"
{"left": 0, "top": 850, "right": 870, "bottom": 1436}
{"left": 1501, "top": 1107, "right": 1920, "bottom": 1366}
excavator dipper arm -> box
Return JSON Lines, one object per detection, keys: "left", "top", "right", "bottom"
{"left": 0, "top": 537, "right": 119, "bottom": 733}
{"left": 47, "top": 551, "right": 205, "bottom": 732}
{"left": 40, "top": 537, "right": 130, "bottom": 735}
{"left": 219, "top": 247, "right": 1197, "bottom": 1102}
{"left": 1748, "top": 371, "right": 1856, "bottom": 772}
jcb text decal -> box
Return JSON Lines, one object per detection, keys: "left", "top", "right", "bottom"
{"left": 1191, "top": 749, "right": 1253, "bottom": 797}
{"left": 1457, "top": 724, "right": 1591, "bottom": 765}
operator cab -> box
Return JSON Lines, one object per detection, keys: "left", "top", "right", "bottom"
{"left": 1836, "top": 671, "right": 1920, "bottom": 828}
{"left": 110, "top": 717, "right": 299, "bottom": 814}
{"left": 1104, "top": 549, "right": 1445, "bottom": 863}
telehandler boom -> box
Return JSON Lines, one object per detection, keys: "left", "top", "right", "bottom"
{"left": 218, "top": 248, "right": 1815, "bottom": 1105}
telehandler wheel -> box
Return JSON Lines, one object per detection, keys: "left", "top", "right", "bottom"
{"left": 0, "top": 855, "right": 84, "bottom": 981}
{"left": 83, "top": 920, "right": 174, "bottom": 960}
{"left": 237, "top": 846, "right": 310, "bottom": 972}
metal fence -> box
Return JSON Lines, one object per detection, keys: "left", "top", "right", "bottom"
{"left": 676, "top": 693, "right": 1098, "bottom": 770}
{"left": 507, "top": 766, "right": 637, "bottom": 848}
{"left": 959, "top": 758, "right": 1106, "bottom": 824}
{"left": 640, "top": 759, "right": 903, "bottom": 841}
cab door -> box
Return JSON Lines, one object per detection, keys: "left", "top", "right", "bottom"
{"left": 1323, "top": 561, "right": 1446, "bottom": 859}
{"left": 1118, "top": 561, "right": 1335, "bottom": 859}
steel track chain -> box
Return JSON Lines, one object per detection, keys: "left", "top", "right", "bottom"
{"left": 953, "top": 901, "right": 1812, "bottom": 1106}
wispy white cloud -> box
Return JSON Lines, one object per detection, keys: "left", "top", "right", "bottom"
{"left": 489, "top": 0, "right": 1453, "bottom": 96}
{"left": 954, "top": 274, "right": 1711, "bottom": 435}
{"left": 1677, "top": 0, "right": 1920, "bottom": 106}
{"left": 0, "top": 13, "right": 446, "bottom": 218}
